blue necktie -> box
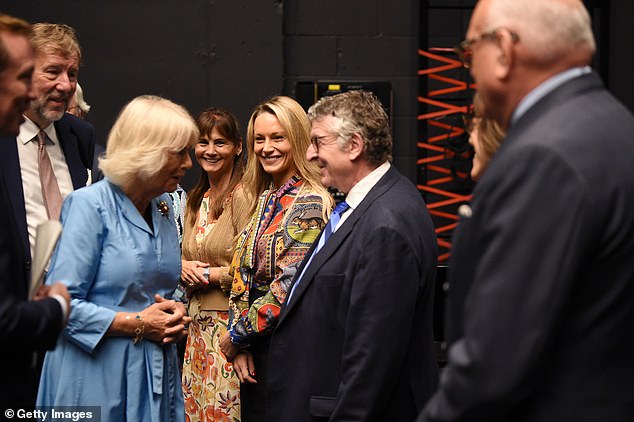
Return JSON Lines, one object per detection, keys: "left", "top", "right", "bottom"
{"left": 314, "top": 200, "right": 350, "bottom": 254}
{"left": 286, "top": 200, "right": 350, "bottom": 304}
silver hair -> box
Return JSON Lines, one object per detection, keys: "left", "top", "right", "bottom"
{"left": 74, "top": 83, "right": 91, "bottom": 113}
{"left": 307, "top": 90, "right": 392, "bottom": 166}
{"left": 484, "top": 0, "right": 596, "bottom": 63}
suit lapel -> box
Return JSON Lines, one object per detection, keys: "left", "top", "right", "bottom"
{"left": 55, "top": 117, "right": 88, "bottom": 189}
{"left": 0, "top": 135, "right": 30, "bottom": 257}
{"left": 279, "top": 166, "right": 401, "bottom": 323}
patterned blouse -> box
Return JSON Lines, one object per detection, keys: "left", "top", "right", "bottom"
{"left": 228, "top": 175, "right": 329, "bottom": 346}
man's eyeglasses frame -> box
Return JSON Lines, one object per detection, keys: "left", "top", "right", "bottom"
{"left": 454, "top": 28, "right": 520, "bottom": 68}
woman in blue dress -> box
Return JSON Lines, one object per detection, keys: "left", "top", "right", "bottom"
{"left": 37, "top": 95, "right": 198, "bottom": 421}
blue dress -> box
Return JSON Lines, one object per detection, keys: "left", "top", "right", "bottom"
{"left": 36, "top": 179, "right": 185, "bottom": 422}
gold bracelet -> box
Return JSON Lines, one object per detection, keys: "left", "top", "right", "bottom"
{"left": 133, "top": 314, "right": 144, "bottom": 344}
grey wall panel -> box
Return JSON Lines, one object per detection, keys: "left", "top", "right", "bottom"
{"left": 284, "top": 0, "right": 420, "bottom": 183}
{"left": 378, "top": 0, "right": 419, "bottom": 37}
{"left": 284, "top": 0, "right": 381, "bottom": 36}
{"left": 337, "top": 36, "right": 417, "bottom": 77}
{"left": 284, "top": 36, "right": 338, "bottom": 76}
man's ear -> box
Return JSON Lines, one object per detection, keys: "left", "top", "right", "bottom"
{"left": 347, "top": 133, "right": 365, "bottom": 161}
{"left": 494, "top": 29, "right": 516, "bottom": 80}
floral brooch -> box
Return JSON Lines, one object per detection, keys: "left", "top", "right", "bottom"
{"left": 157, "top": 201, "right": 170, "bottom": 217}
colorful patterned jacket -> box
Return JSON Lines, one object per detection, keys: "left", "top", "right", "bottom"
{"left": 228, "top": 175, "right": 330, "bottom": 345}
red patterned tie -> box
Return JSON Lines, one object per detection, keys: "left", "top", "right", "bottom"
{"left": 37, "top": 130, "right": 63, "bottom": 220}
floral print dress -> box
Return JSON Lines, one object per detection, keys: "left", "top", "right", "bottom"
{"left": 182, "top": 187, "right": 251, "bottom": 422}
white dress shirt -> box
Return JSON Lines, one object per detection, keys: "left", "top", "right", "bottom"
{"left": 336, "top": 160, "right": 391, "bottom": 231}
{"left": 17, "top": 117, "right": 74, "bottom": 258}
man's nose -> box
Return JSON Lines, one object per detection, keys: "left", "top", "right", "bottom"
{"left": 55, "top": 72, "right": 75, "bottom": 93}
{"left": 306, "top": 143, "right": 318, "bottom": 161}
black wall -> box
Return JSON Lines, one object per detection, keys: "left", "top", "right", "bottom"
{"left": 3, "top": 1, "right": 284, "bottom": 188}
{"left": 3, "top": 1, "right": 633, "bottom": 190}
{"left": 283, "top": 0, "right": 421, "bottom": 178}
{"left": 607, "top": 0, "right": 634, "bottom": 109}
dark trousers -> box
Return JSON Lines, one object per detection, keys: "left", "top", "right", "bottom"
{"left": 240, "top": 336, "right": 270, "bottom": 422}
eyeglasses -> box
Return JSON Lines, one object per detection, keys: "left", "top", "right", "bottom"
{"left": 454, "top": 28, "right": 520, "bottom": 68}
{"left": 310, "top": 134, "right": 339, "bottom": 152}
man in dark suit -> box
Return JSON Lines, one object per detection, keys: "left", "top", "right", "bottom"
{"left": 418, "top": 1, "right": 634, "bottom": 421}
{"left": 265, "top": 90, "right": 439, "bottom": 422}
{"left": 0, "top": 22, "right": 95, "bottom": 262}
{"left": 0, "top": 13, "right": 69, "bottom": 411}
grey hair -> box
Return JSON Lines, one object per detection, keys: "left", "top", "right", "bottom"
{"left": 484, "top": 0, "right": 596, "bottom": 64}
{"left": 74, "top": 83, "right": 91, "bottom": 113}
{"left": 307, "top": 90, "right": 392, "bottom": 166}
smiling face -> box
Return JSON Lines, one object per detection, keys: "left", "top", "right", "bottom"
{"left": 25, "top": 49, "right": 79, "bottom": 127}
{"left": 195, "top": 127, "right": 241, "bottom": 181}
{"left": 307, "top": 115, "right": 353, "bottom": 192}
{"left": 253, "top": 112, "right": 297, "bottom": 187}
{"left": 0, "top": 32, "right": 35, "bottom": 136}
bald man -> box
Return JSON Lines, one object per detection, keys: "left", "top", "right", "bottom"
{"left": 418, "top": 1, "right": 634, "bottom": 421}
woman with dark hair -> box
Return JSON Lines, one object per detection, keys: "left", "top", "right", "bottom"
{"left": 180, "top": 108, "right": 253, "bottom": 421}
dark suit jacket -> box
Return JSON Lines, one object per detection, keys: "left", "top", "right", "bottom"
{"left": 0, "top": 114, "right": 94, "bottom": 409}
{"left": 0, "top": 113, "right": 95, "bottom": 261}
{"left": 267, "top": 165, "right": 439, "bottom": 422}
{"left": 0, "top": 169, "right": 63, "bottom": 409}
{"left": 420, "top": 72, "right": 634, "bottom": 421}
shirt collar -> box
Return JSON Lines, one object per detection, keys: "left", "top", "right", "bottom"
{"left": 18, "top": 116, "right": 57, "bottom": 145}
{"left": 344, "top": 161, "right": 391, "bottom": 210}
{"left": 510, "top": 66, "right": 592, "bottom": 127}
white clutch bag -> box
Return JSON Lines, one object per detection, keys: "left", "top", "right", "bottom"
{"left": 29, "top": 220, "right": 63, "bottom": 300}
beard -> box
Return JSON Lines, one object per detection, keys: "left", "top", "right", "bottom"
{"left": 30, "top": 95, "right": 68, "bottom": 123}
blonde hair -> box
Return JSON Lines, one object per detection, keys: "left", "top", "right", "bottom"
{"left": 242, "top": 96, "right": 329, "bottom": 202}
{"left": 73, "top": 82, "right": 90, "bottom": 113}
{"left": 100, "top": 95, "right": 198, "bottom": 188}
{"left": 472, "top": 92, "right": 505, "bottom": 163}
{"left": 30, "top": 22, "right": 81, "bottom": 62}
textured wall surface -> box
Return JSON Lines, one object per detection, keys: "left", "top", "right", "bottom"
{"left": 283, "top": 0, "right": 420, "bottom": 179}
{"left": 3, "top": 1, "right": 632, "bottom": 190}
{"left": 3, "top": 1, "right": 284, "bottom": 189}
